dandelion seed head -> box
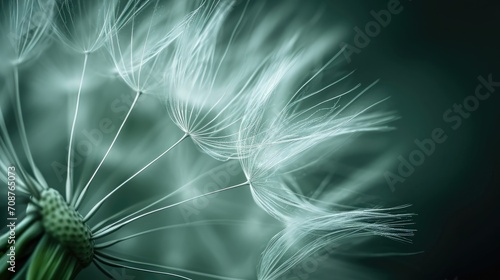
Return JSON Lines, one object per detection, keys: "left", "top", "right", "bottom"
{"left": 52, "top": 0, "right": 118, "bottom": 54}
{"left": 0, "top": 1, "right": 414, "bottom": 279}
{"left": 1, "top": 0, "right": 55, "bottom": 65}
{"left": 107, "top": 0, "right": 200, "bottom": 94}
{"left": 163, "top": 0, "right": 346, "bottom": 162}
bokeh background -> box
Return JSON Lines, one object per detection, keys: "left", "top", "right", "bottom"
{"left": 1, "top": 0, "right": 499, "bottom": 279}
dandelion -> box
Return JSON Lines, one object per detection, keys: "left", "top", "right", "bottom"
{"left": 223, "top": 12, "right": 413, "bottom": 276}
{"left": 0, "top": 1, "right": 414, "bottom": 279}
{"left": 74, "top": 0, "right": 199, "bottom": 208}
{"left": 164, "top": 0, "right": 247, "bottom": 160}
{"left": 237, "top": 68, "right": 398, "bottom": 220}
{"left": 1, "top": 0, "right": 55, "bottom": 66}
{"left": 51, "top": 0, "right": 156, "bottom": 205}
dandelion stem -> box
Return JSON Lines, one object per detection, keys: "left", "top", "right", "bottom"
{"left": 95, "top": 251, "right": 246, "bottom": 280}
{"left": 90, "top": 160, "right": 237, "bottom": 232}
{"left": 92, "top": 181, "right": 249, "bottom": 239}
{"left": 12, "top": 65, "right": 47, "bottom": 192}
{"left": 66, "top": 53, "right": 89, "bottom": 203}
{"left": 73, "top": 91, "right": 141, "bottom": 209}
{"left": 83, "top": 133, "right": 188, "bottom": 221}
{"left": 94, "top": 219, "right": 279, "bottom": 249}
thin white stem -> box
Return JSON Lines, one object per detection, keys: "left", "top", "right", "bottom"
{"left": 83, "top": 134, "right": 188, "bottom": 221}
{"left": 73, "top": 91, "right": 141, "bottom": 208}
{"left": 12, "top": 65, "right": 47, "bottom": 192}
{"left": 93, "top": 181, "right": 249, "bottom": 239}
{"left": 94, "top": 255, "right": 192, "bottom": 280}
{"left": 94, "top": 220, "right": 263, "bottom": 249}
{"left": 90, "top": 160, "right": 238, "bottom": 233}
{"left": 65, "top": 53, "right": 89, "bottom": 203}
{"left": 95, "top": 251, "right": 246, "bottom": 280}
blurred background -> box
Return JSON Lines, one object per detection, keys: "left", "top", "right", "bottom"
{"left": 1, "top": 0, "right": 499, "bottom": 279}
{"left": 314, "top": 0, "right": 500, "bottom": 279}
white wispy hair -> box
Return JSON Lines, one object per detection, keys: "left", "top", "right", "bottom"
{"left": 258, "top": 204, "right": 414, "bottom": 280}
{"left": 237, "top": 61, "right": 398, "bottom": 188}
{"left": 233, "top": 51, "right": 407, "bottom": 280}
{"left": 164, "top": 0, "right": 254, "bottom": 160}
{"left": 0, "top": 0, "right": 415, "bottom": 279}
{"left": 1, "top": 0, "right": 55, "bottom": 65}
{"left": 107, "top": 0, "right": 200, "bottom": 94}
{"left": 52, "top": 0, "right": 152, "bottom": 55}
{"left": 163, "top": 0, "right": 340, "bottom": 161}
{"left": 206, "top": 4, "right": 412, "bottom": 278}
{"left": 52, "top": 0, "right": 117, "bottom": 54}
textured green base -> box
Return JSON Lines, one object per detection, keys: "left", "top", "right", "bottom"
{"left": 39, "top": 189, "right": 94, "bottom": 265}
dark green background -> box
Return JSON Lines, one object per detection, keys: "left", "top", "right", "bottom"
{"left": 314, "top": 0, "right": 500, "bottom": 279}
